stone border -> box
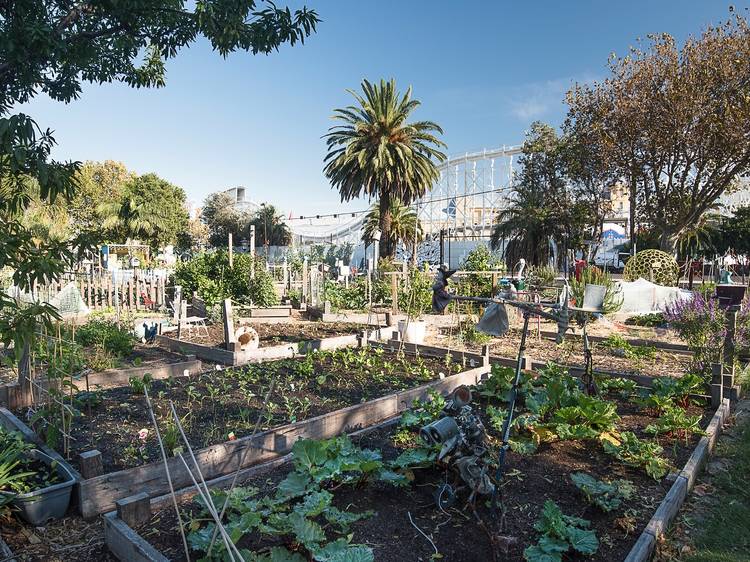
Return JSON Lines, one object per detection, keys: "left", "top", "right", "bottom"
{"left": 154, "top": 325, "right": 395, "bottom": 366}
{"left": 624, "top": 398, "right": 731, "bottom": 562}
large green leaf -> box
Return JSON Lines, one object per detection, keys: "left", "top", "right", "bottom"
{"left": 294, "top": 490, "right": 333, "bottom": 517}
{"left": 566, "top": 527, "right": 599, "bottom": 555}
{"left": 277, "top": 471, "right": 313, "bottom": 500}
{"left": 313, "top": 539, "right": 375, "bottom": 562}
{"left": 523, "top": 544, "right": 563, "bottom": 562}
{"left": 292, "top": 439, "right": 330, "bottom": 472}
{"left": 322, "top": 506, "right": 373, "bottom": 531}
{"left": 286, "top": 512, "right": 326, "bottom": 550}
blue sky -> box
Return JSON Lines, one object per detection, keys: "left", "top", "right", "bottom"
{"left": 19, "top": 0, "right": 743, "bottom": 215}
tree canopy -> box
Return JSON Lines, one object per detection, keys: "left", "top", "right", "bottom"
{"left": 323, "top": 79, "right": 446, "bottom": 258}
{"left": 565, "top": 11, "right": 750, "bottom": 252}
{"left": 0, "top": 0, "right": 319, "bottom": 388}
{"left": 99, "top": 173, "right": 189, "bottom": 249}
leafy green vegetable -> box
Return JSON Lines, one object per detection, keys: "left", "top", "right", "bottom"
{"left": 570, "top": 472, "right": 635, "bottom": 512}
{"left": 524, "top": 500, "right": 598, "bottom": 562}
{"left": 602, "top": 431, "right": 671, "bottom": 479}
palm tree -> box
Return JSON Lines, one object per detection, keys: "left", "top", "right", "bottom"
{"left": 363, "top": 199, "right": 423, "bottom": 251}
{"left": 323, "top": 79, "right": 446, "bottom": 258}
{"left": 250, "top": 203, "right": 291, "bottom": 247}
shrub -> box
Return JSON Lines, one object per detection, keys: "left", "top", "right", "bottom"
{"left": 74, "top": 318, "right": 135, "bottom": 357}
{"left": 664, "top": 293, "right": 725, "bottom": 370}
{"left": 460, "top": 245, "right": 504, "bottom": 299}
{"left": 173, "top": 250, "right": 278, "bottom": 307}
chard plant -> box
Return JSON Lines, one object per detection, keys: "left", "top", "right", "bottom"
{"left": 188, "top": 436, "right": 405, "bottom": 561}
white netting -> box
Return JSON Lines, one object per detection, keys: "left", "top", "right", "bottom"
{"left": 616, "top": 278, "right": 693, "bottom": 315}
{"left": 50, "top": 282, "right": 90, "bottom": 316}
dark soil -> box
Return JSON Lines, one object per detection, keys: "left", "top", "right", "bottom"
{"left": 176, "top": 321, "right": 368, "bottom": 349}
{"left": 140, "top": 396, "right": 711, "bottom": 562}
{"left": 429, "top": 327, "right": 692, "bottom": 378}
{"left": 14, "top": 348, "right": 462, "bottom": 473}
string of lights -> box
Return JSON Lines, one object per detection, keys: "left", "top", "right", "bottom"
{"left": 289, "top": 186, "right": 511, "bottom": 221}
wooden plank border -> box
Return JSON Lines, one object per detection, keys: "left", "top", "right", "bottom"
{"left": 103, "top": 417, "right": 402, "bottom": 562}
{"left": 155, "top": 325, "right": 396, "bottom": 366}
{"left": 74, "top": 359, "right": 487, "bottom": 517}
{"left": 0, "top": 358, "right": 202, "bottom": 409}
{"left": 624, "top": 398, "right": 731, "bottom": 562}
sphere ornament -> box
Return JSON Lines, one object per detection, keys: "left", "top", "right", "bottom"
{"left": 623, "top": 249, "right": 679, "bottom": 286}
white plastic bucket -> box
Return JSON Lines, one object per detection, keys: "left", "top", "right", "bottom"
{"left": 398, "top": 320, "right": 427, "bottom": 344}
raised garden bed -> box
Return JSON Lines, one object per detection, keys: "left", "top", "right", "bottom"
{"left": 156, "top": 322, "right": 388, "bottom": 366}
{"left": 1, "top": 342, "right": 488, "bottom": 517}
{"left": 172, "top": 321, "right": 369, "bottom": 349}
{"left": 108, "top": 363, "right": 718, "bottom": 562}
{"left": 430, "top": 326, "right": 693, "bottom": 379}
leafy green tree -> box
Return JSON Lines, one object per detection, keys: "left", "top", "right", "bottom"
{"left": 70, "top": 161, "right": 134, "bottom": 234}
{"left": 490, "top": 123, "right": 569, "bottom": 266}
{"left": 362, "top": 199, "right": 422, "bottom": 251}
{"left": 324, "top": 79, "right": 446, "bottom": 258}
{"left": 1, "top": 0, "right": 318, "bottom": 389}
{"left": 250, "top": 203, "right": 292, "bottom": 247}
{"left": 200, "top": 191, "right": 249, "bottom": 248}
{"left": 565, "top": 12, "right": 750, "bottom": 253}
{"left": 718, "top": 205, "right": 750, "bottom": 257}
{"left": 99, "top": 173, "right": 188, "bottom": 249}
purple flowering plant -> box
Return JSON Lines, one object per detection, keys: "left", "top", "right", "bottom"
{"left": 664, "top": 293, "right": 726, "bottom": 373}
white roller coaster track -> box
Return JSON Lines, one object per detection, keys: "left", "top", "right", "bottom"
{"left": 289, "top": 145, "right": 523, "bottom": 245}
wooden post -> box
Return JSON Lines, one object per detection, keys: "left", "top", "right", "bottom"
{"left": 249, "top": 225, "right": 256, "bottom": 279}
{"left": 222, "top": 299, "right": 236, "bottom": 351}
{"left": 301, "top": 258, "right": 309, "bottom": 301}
{"left": 127, "top": 278, "right": 134, "bottom": 310}
{"left": 149, "top": 279, "right": 156, "bottom": 310}
{"left": 385, "top": 311, "right": 393, "bottom": 327}
{"left": 711, "top": 362, "right": 723, "bottom": 407}
{"left": 115, "top": 492, "right": 151, "bottom": 528}
{"left": 481, "top": 344, "right": 491, "bottom": 367}
{"left": 228, "top": 232, "right": 234, "bottom": 268}
{"left": 492, "top": 273, "right": 499, "bottom": 296}
{"left": 723, "top": 306, "right": 739, "bottom": 399}
{"left": 173, "top": 286, "right": 182, "bottom": 322}
{"left": 78, "top": 450, "right": 103, "bottom": 479}
{"left": 391, "top": 273, "right": 399, "bottom": 314}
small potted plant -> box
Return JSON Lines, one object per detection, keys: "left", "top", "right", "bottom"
{"left": 397, "top": 268, "right": 432, "bottom": 344}
{"left": 0, "top": 428, "right": 76, "bottom": 525}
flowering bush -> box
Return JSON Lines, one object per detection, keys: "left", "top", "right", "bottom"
{"left": 664, "top": 294, "right": 725, "bottom": 372}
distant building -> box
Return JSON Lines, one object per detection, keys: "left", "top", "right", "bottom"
{"left": 222, "top": 186, "right": 261, "bottom": 215}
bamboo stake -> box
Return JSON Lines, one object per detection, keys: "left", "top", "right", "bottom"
{"left": 142, "top": 387, "right": 190, "bottom": 562}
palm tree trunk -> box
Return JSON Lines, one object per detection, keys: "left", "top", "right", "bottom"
{"left": 378, "top": 191, "right": 393, "bottom": 259}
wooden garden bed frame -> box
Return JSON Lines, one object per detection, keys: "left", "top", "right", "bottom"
{"left": 99, "top": 358, "right": 735, "bottom": 562}
{"left": 0, "top": 357, "right": 203, "bottom": 410}
{"left": 0, "top": 333, "right": 484, "bottom": 519}
{"left": 154, "top": 325, "right": 396, "bottom": 366}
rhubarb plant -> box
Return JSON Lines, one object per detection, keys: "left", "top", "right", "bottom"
{"left": 570, "top": 472, "right": 635, "bottom": 512}
{"left": 524, "top": 500, "right": 598, "bottom": 562}
{"left": 602, "top": 431, "right": 670, "bottom": 479}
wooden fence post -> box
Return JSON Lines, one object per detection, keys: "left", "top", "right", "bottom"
{"left": 711, "top": 362, "right": 723, "bottom": 407}
{"left": 391, "top": 274, "right": 399, "bottom": 314}
{"left": 223, "top": 299, "right": 236, "bottom": 351}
